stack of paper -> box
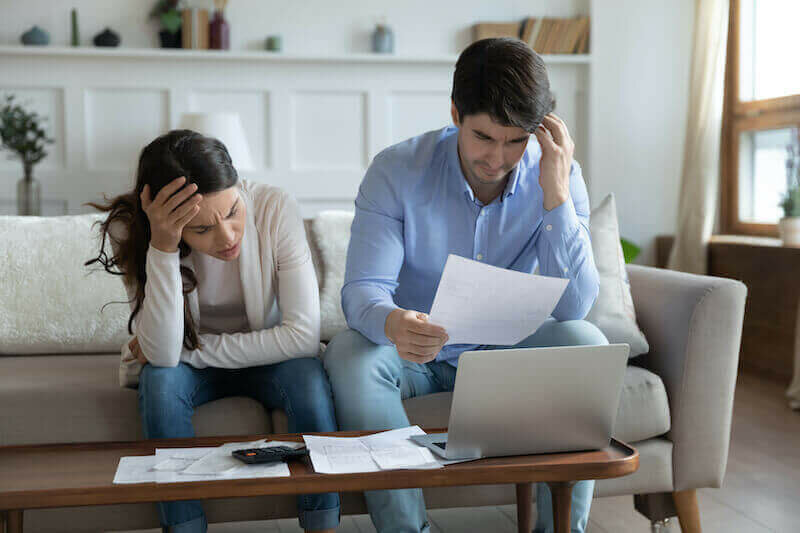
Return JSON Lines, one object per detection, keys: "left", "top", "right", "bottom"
{"left": 303, "top": 426, "right": 441, "bottom": 474}
{"left": 113, "top": 440, "right": 302, "bottom": 484}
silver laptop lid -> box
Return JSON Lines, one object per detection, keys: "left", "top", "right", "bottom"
{"left": 445, "top": 344, "right": 630, "bottom": 459}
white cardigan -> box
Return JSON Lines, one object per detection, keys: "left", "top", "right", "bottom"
{"left": 115, "top": 180, "right": 321, "bottom": 387}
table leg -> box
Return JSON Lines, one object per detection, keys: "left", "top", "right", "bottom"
{"left": 6, "top": 510, "right": 21, "bottom": 533}
{"left": 548, "top": 482, "right": 575, "bottom": 533}
{"left": 516, "top": 482, "right": 532, "bottom": 533}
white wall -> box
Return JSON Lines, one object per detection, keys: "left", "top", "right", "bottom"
{"left": 589, "top": 0, "right": 695, "bottom": 265}
{"left": 0, "top": 0, "right": 694, "bottom": 266}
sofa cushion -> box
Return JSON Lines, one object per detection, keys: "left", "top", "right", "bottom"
{"left": 0, "top": 214, "right": 130, "bottom": 355}
{"left": 0, "top": 355, "right": 272, "bottom": 446}
{"left": 402, "top": 365, "right": 671, "bottom": 444}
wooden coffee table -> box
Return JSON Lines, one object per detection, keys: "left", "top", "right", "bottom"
{"left": 0, "top": 430, "right": 638, "bottom": 533}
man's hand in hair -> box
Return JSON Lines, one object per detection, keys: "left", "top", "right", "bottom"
{"left": 535, "top": 113, "right": 574, "bottom": 211}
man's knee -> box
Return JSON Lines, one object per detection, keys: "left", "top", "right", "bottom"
{"left": 542, "top": 320, "right": 608, "bottom": 347}
{"left": 323, "top": 329, "right": 400, "bottom": 388}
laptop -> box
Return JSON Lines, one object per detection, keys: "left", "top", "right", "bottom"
{"left": 410, "top": 344, "right": 630, "bottom": 460}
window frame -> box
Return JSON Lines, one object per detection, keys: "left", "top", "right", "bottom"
{"left": 721, "top": 0, "right": 800, "bottom": 236}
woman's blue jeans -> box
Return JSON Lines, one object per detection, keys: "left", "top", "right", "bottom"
{"left": 323, "top": 319, "right": 607, "bottom": 533}
{"left": 138, "top": 357, "right": 340, "bottom": 532}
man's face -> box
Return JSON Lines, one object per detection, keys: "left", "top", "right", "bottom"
{"left": 451, "top": 104, "right": 531, "bottom": 187}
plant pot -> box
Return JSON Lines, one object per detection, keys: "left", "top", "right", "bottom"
{"left": 779, "top": 216, "right": 800, "bottom": 247}
{"left": 159, "top": 29, "right": 182, "bottom": 48}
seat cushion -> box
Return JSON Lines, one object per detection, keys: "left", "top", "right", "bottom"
{"left": 402, "top": 365, "right": 671, "bottom": 444}
{"left": 0, "top": 355, "right": 272, "bottom": 446}
{"left": 0, "top": 355, "right": 670, "bottom": 448}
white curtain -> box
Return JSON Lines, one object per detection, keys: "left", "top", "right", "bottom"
{"left": 668, "top": 0, "right": 730, "bottom": 274}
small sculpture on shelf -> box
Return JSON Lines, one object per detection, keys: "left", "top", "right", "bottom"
{"left": 71, "top": 8, "right": 80, "bottom": 46}
{"left": 150, "top": 0, "right": 183, "bottom": 48}
{"left": 93, "top": 28, "right": 121, "bottom": 47}
{"left": 0, "top": 94, "right": 55, "bottom": 216}
{"left": 20, "top": 26, "right": 50, "bottom": 46}
{"left": 372, "top": 19, "right": 394, "bottom": 54}
{"left": 265, "top": 35, "right": 282, "bottom": 52}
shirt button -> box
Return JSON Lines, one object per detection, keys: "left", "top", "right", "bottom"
{"left": 563, "top": 267, "right": 569, "bottom": 273}
{"left": 546, "top": 224, "right": 553, "bottom": 231}
{"left": 476, "top": 254, "right": 484, "bottom": 261}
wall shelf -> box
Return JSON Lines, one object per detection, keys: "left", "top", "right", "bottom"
{"left": 0, "top": 45, "right": 592, "bottom": 65}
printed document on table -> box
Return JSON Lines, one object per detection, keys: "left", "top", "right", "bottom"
{"left": 429, "top": 255, "right": 568, "bottom": 346}
{"left": 113, "top": 440, "right": 296, "bottom": 484}
{"left": 303, "top": 426, "right": 441, "bottom": 474}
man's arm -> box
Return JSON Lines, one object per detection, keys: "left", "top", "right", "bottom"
{"left": 535, "top": 160, "right": 599, "bottom": 320}
{"left": 341, "top": 154, "right": 405, "bottom": 345}
{"left": 534, "top": 114, "right": 599, "bottom": 320}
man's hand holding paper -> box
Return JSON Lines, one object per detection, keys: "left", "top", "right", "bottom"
{"left": 428, "top": 255, "right": 568, "bottom": 346}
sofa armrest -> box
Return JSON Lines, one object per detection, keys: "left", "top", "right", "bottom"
{"left": 626, "top": 264, "right": 747, "bottom": 490}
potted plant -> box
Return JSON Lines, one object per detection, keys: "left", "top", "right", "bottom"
{"left": 150, "top": 0, "right": 183, "bottom": 48}
{"left": 779, "top": 185, "right": 800, "bottom": 246}
{"left": 779, "top": 132, "right": 800, "bottom": 247}
{"left": 0, "top": 94, "right": 54, "bottom": 216}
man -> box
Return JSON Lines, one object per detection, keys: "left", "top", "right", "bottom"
{"left": 324, "top": 38, "right": 606, "bottom": 533}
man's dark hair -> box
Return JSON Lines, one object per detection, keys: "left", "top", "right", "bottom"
{"left": 452, "top": 38, "right": 554, "bottom": 133}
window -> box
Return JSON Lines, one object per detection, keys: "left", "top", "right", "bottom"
{"left": 722, "top": 0, "right": 800, "bottom": 236}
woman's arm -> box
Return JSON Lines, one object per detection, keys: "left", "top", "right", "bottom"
{"left": 180, "top": 191, "right": 321, "bottom": 368}
{"left": 179, "top": 258, "right": 321, "bottom": 368}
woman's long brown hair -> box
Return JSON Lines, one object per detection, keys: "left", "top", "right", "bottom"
{"left": 85, "top": 129, "right": 239, "bottom": 351}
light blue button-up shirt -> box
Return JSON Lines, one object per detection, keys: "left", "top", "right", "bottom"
{"left": 342, "top": 125, "right": 599, "bottom": 366}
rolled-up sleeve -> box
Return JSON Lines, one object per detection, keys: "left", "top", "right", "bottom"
{"left": 341, "top": 153, "right": 405, "bottom": 345}
{"left": 535, "top": 161, "right": 599, "bottom": 320}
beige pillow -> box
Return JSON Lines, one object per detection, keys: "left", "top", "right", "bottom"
{"left": 585, "top": 194, "right": 649, "bottom": 357}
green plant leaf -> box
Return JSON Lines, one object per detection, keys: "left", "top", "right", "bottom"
{"left": 620, "top": 238, "right": 641, "bottom": 264}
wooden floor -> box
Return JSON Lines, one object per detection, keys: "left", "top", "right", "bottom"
{"left": 121, "top": 372, "right": 800, "bottom": 532}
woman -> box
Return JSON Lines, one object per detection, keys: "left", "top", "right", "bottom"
{"left": 87, "top": 130, "right": 339, "bottom": 533}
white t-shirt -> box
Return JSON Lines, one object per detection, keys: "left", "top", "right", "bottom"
{"left": 193, "top": 252, "right": 250, "bottom": 335}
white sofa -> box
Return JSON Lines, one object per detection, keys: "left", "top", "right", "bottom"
{"left": 0, "top": 214, "right": 747, "bottom": 532}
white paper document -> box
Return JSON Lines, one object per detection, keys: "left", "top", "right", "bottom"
{"left": 113, "top": 440, "right": 298, "bottom": 484}
{"left": 429, "top": 255, "right": 569, "bottom": 346}
{"left": 303, "top": 426, "right": 441, "bottom": 474}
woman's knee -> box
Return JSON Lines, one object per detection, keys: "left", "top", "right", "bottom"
{"left": 274, "top": 357, "right": 333, "bottom": 398}
{"left": 541, "top": 320, "right": 608, "bottom": 347}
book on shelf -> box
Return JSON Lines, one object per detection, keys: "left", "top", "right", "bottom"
{"left": 472, "top": 22, "right": 522, "bottom": 41}
{"left": 181, "top": 8, "right": 209, "bottom": 50}
{"left": 522, "top": 15, "right": 590, "bottom": 54}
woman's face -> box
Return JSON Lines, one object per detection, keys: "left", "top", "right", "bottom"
{"left": 181, "top": 186, "right": 246, "bottom": 261}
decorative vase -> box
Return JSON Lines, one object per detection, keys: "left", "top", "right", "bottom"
{"left": 779, "top": 217, "right": 800, "bottom": 247}
{"left": 71, "top": 9, "right": 80, "bottom": 46}
{"left": 93, "top": 28, "right": 120, "bottom": 47}
{"left": 17, "top": 166, "right": 41, "bottom": 216}
{"left": 21, "top": 26, "right": 50, "bottom": 46}
{"left": 209, "top": 10, "right": 230, "bottom": 50}
{"left": 265, "top": 35, "right": 282, "bottom": 52}
{"left": 159, "top": 29, "right": 182, "bottom": 48}
{"left": 372, "top": 24, "right": 394, "bottom": 54}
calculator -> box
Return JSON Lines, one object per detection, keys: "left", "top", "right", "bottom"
{"left": 231, "top": 446, "right": 309, "bottom": 464}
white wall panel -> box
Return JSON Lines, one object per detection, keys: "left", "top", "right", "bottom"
{"left": 388, "top": 91, "right": 452, "bottom": 145}
{"left": 291, "top": 91, "right": 367, "bottom": 171}
{"left": 84, "top": 88, "right": 168, "bottom": 172}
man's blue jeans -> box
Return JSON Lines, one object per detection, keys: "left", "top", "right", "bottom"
{"left": 138, "top": 357, "right": 340, "bottom": 533}
{"left": 323, "top": 319, "right": 608, "bottom": 533}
